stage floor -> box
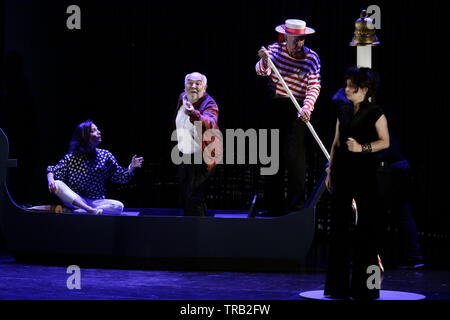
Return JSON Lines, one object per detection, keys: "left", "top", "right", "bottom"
{"left": 0, "top": 249, "right": 449, "bottom": 300}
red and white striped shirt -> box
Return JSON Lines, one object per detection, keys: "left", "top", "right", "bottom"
{"left": 256, "top": 42, "right": 321, "bottom": 118}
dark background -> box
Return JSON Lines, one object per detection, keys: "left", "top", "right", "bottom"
{"left": 1, "top": 0, "right": 449, "bottom": 266}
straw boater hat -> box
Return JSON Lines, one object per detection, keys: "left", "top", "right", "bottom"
{"left": 275, "top": 19, "right": 315, "bottom": 36}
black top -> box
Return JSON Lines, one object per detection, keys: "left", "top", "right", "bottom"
{"left": 47, "top": 149, "right": 133, "bottom": 199}
{"left": 338, "top": 101, "right": 383, "bottom": 146}
{"left": 332, "top": 88, "right": 405, "bottom": 166}
{"left": 334, "top": 101, "right": 384, "bottom": 171}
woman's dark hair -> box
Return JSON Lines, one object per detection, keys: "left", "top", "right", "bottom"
{"left": 68, "top": 119, "right": 95, "bottom": 155}
{"left": 344, "top": 67, "right": 379, "bottom": 101}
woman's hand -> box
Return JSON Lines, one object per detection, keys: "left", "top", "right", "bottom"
{"left": 346, "top": 137, "right": 362, "bottom": 153}
{"left": 325, "top": 167, "right": 332, "bottom": 192}
{"left": 48, "top": 178, "right": 57, "bottom": 193}
{"left": 130, "top": 155, "right": 144, "bottom": 169}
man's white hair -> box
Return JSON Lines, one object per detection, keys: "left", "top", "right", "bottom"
{"left": 185, "top": 72, "right": 207, "bottom": 85}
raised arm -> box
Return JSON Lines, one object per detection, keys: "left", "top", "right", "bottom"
{"left": 108, "top": 151, "right": 134, "bottom": 184}
{"left": 183, "top": 96, "right": 219, "bottom": 131}
{"left": 302, "top": 68, "right": 321, "bottom": 120}
{"left": 255, "top": 46, "right": 273, "bottom": 76}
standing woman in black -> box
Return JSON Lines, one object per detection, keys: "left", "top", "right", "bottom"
{"left": 324, "top": 67, "right": 390, "bottom": 300}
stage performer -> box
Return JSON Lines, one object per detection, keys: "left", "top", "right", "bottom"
{"left": 256, "top": 18, "right": 321, "bottom": 216}
{"left": 324, "top": 67, "right": 389, "bottom": 300}
{"left": 174, "top": 72, "right": 222, "bottom": 216}
{"left": 47, "top": 120, "right": 144, "bottom": 215}
{"left": 332, "top": 87, "right": 424, "bottom": 270}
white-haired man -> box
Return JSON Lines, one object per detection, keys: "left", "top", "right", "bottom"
{"left": 174, "top": 72, "right": 221, "bottom": 216}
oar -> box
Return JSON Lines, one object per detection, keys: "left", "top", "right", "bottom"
{"left": 266, "top": 55, "right": 360, "bottom": 223}
{"left": 266, "top": 57, "right": 330, "bottom": 161}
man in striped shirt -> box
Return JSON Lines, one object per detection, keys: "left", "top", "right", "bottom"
{"left": 256, "top": 19, "right": 321, "bottom": 216}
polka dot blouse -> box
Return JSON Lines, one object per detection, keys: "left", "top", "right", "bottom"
{"left": 47, "top": 148, "right": 133, "bottom": 200}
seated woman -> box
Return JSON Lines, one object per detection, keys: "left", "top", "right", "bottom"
{"left": 46, "top": 120, "right": 144, "bottom": 215}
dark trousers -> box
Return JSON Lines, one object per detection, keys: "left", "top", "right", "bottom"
{"left": 178, "top": 157, "right": 212, "bottom": 216}
{"left": 325, "top": 164, "right": 381, "bottom": 299}
{"left": 264, "top": 97, "right": 307, "bottom": 215}
{"left": 377, "top": 161, "right": 423, "bottom": 263}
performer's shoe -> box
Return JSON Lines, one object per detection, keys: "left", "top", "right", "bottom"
{"left": 351, "top": 291, "right": 380, "bottom": 300}
{"left": 323, "top": 287, "right": 351, "bottom": 300}
{"left": 323, "top": 291, "right": 351, "bottom": 300}
{"left": 323, "top": 293, "right": 351, "bottom": 300}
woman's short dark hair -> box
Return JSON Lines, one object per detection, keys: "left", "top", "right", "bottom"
{"left": 344, "top": 67, "right": 379, "bottom": 101}
{"left": 68, "top": 119, "right": 95, "bottom": 155}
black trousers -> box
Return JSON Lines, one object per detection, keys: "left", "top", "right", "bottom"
{"left": 325, "top": 162, "right": 381, "bottom": 299}
{"left": 264, "top": 97, "right": 307, "bottom": 215}
{"left": 377, "top": 161, "right": 423, "bottom": 264}
{"left": 178, "top": 156, "right": 212, "bottom": 217}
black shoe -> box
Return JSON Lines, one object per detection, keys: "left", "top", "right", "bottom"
{"left": 351, "top": 289, "right": 380, "bottom": 300}
{"left": 324, "top": 293, "right": 351, "bottom": 300}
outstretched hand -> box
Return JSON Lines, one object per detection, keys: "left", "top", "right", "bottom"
{"left": 182, "top": 95, "right": 196, "bottom": 115}
{"left": 130, "top": 155, "right": 144, "bottom": 169}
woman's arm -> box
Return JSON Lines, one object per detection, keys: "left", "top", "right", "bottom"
{"left": 326, "top": 119, "right": 340, "bottom": 191}
{"left": 47, "top": 172, "right": 57, "bottom": 193}
{"left": 46, "top": 154, "right": 70, "bottom": 193}
{"left": 371, "top": 114, "right": 390, "bottom": 151}
{"left": 346, "top": 115, "right": 390, "bottom": 153}
{"left": 108, "top": 151, "right": 138, "bottom": 184}
{"left": 328, "top": 119, "right": 340, "bottom": 171}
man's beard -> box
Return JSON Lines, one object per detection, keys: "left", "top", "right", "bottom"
{"left": 186, "top": 91, "right": 200, "bottom": 103}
